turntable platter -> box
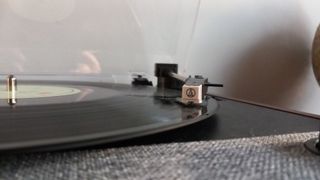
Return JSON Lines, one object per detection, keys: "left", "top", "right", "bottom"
{"left": 0, "top": 80, "right": 218, "bottom": 153}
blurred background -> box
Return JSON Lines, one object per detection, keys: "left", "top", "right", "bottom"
{"left": 0, "top": 0, "right": 320, "bottom": 115}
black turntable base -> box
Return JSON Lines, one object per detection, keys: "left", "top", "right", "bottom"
{"left": 0, "top": 80, "right": 218, "bottom": 153}
{"left": 107, "top": 99, "right": 320, "bottom": 148}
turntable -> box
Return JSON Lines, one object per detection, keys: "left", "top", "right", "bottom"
{"left": 0, "top": 63, "right": 226, "bottom": 153}
{"left": 1, "top": 60, "right": 320, "bottom": 154}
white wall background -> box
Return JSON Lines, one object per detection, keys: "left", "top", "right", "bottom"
{"left": 0, "top": 0, "right": 198, "bottom": 75}
{"left": 1, "top": 0, "right": 320, "bottom": 115}
{"left": 186, "top": 0, "right": 320, "bottom": 115}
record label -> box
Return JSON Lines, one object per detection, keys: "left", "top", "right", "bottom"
{"left": 0, "top": 85, "right": 81, "bottom": 99}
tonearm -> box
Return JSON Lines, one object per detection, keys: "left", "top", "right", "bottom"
{"left": 154, "top": 63, "right": 223, "bottom": 105}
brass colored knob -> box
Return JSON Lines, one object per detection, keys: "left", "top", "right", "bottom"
{"left": 312, "top": 25, "right": 320, "bottom": 84}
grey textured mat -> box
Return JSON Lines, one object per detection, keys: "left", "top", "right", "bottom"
{"left": 0, "top": 132, "right": 320, "bottom": 180}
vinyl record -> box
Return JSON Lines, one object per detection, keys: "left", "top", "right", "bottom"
{"left": 0, "top": 79, "right": 219, "bottom": 153}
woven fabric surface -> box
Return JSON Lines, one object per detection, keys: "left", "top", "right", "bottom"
{"left": 0, "top": 132, "right": 319, "bottom": 180}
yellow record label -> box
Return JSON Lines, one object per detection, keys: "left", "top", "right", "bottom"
{"left": 0, "top": 85, "right": 81, "bottom": 99}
